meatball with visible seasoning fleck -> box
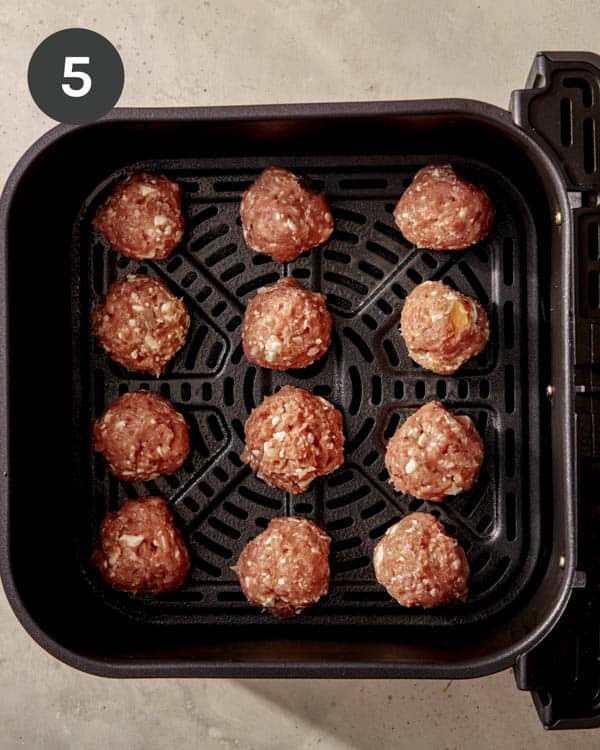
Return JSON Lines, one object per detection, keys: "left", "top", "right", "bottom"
{"left": 373, "top": 512, "right": 469, "bottom": 608}
{"left": 93, "top": 172, "right": 185, "bottom": 260}
{"left": 394, "top": 165, "right": 494, "bottom": 250}
{"left": 240, "top": 167, "right": 334, "bottom": 262}
{"left": 92, "top": 496, "right": 190, "bottom": 594}
{"left": 234, "top": 516, "right": 331, "bottom": 618}
{"left": 94, "top": 391, "right": 190, "bottom": 482}
{"left": 242, "top": 277, "right": 332, "bottom": 370}
{"left": 241, "top": 386, "right": 344, "bottom": 494}
{"left": 400, "top": 281, "right": 489, "bottom": 375}
{"left": 385, "top": 401, "right": 483, "bottom": 501}
{"left": 93, "top": 274, "right": 190, "bottom": 376}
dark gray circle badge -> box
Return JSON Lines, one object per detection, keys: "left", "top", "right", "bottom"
{"left": 28, "top": 29, "right": 124, "bottom": 124}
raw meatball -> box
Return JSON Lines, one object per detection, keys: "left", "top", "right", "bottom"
{"left": 240, "top": 386, "right": 344, "bottom": 493}
{"left": 242, "top": 277, "right": 332, "bottom": 370}
{"left": 385, "top": 401, "right": 483, "bottom": 501}
{"left": 393, "top": 165, "right": 494, "bottom": 250}
{"left": 234, "top": 516, "right": 331, "bottom": 617}
{"left": 373, "top": 512, "right": 469, "bottom": 608}
{"left": 93, "top": 172, "right": 185, "bottom": 260}
{"left": 94, "top": 391, "right": 190, "bottom": 482}
{"left": 92, "top": 496, "right": 190, "bottom": 594}
{"left": 240, "top": 167, "right": 334, "bottom": 262}
{"left": 93, "top": 274, "right": 190, "bottom": 376}
{"left": 400, "top": 280, "right": 489, "bottom": 375}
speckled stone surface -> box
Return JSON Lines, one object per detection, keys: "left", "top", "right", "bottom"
{"left": 2, "top": 1, "right": 600, "bottom": 747}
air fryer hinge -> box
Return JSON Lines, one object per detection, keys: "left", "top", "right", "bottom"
{"left": 511, "top": 51, "right": 600, "bottom": 730}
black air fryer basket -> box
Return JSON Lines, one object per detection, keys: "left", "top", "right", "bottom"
{"left": 1, "top": 51, "right": 600, "bottom": 729}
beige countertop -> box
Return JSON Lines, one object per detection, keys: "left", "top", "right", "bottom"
{"left": 1, "top": 1, "right": 600, "bottom": 747}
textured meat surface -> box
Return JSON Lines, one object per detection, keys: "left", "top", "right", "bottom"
{"left": 384, "top": 401, "right": 483, "bottom": 501}
{"left": 241, "top": 385, "right": 344, "bottom": 493}
{"left": 93, "top": 274, "right": 190, "bottom": 376}
{"left": 92, "top": 496, "right": 190, "bottom": 594}
{"left": 400, "top": 280, "right": 489, "bottom": 374}
{"left": 93, "top": 391, "right": 190, "bottom": 482}
{"left": 93, "top": 172, "right": 184, "bottom": 260}
{"left": 242, "top": 277, "right": 332, "bottom": 370}
{"left": 394, "top": 165, "right": 494, "bottom": 250}
{"left": 234, "top": 516, "right": 331, "bottom": 617}
{"left": 373, "top": 512, "right": 469, "bottom": 608}
{"left": 240, "top": 167, "right": 334, "bottom": 262}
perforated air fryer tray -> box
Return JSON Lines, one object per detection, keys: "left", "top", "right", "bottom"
{"left": 73, "top": 153, "right": 541, "bottom": 627}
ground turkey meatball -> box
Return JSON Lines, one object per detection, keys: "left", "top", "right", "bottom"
{"left": 94, "top": 391, "right": 190, "bottom": 482}
{"left": 385, "top": 401, "right": 483, "bottom": 501}
{"left": 92, "top": 496, "right": 190, "bottom": 594}
{"left": 400, "top": 280, "right": 489, "bottom": 374}
{"left": 240, "top": 167, "right": 334, "bottom": 262}
{"left": 241, "top": 386, "right": 344, "bottom": 493}
{"left": 373, "top": 512, "right": 469, "bottom": 608}
{"left": 242, "top": 277, "right": 332, "bottom": 370}
{"left": 394, "top": 165, "right": 494, "bottom": 250}
{"left": 93, "top": 274, "right": 190, "bottom": 376}
{"left": 93, "top": 172, "right": 185, "bottom": 260}
{"left": 234, "top": 516, "right": 331, "bottom": 618}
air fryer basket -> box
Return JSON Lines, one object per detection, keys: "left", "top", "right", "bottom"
{"left": 2, "top": 51, "right": 598, "bottom": 729}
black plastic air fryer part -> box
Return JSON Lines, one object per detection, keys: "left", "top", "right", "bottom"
{"left": 0, "top": 51, "right": 596, "bottom": 730}
{"left": 511, "top": 51, "right": 600, "bottom": 730}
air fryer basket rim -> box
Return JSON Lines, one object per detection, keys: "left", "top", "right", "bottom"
{"left": 0, "top": 90, "right": 576, "bottom": 680}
